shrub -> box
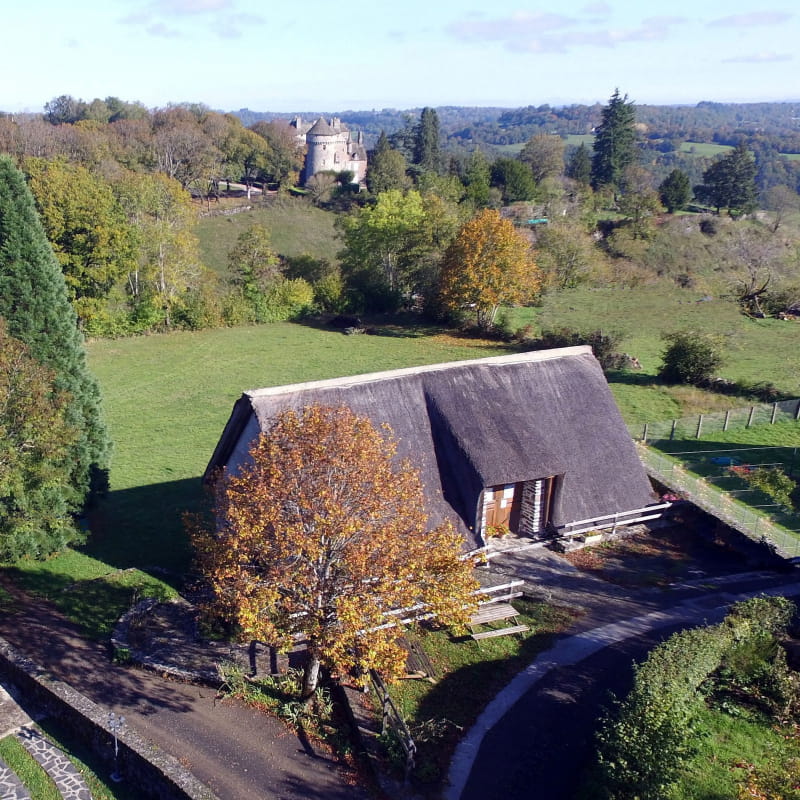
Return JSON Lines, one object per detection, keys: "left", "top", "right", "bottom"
{"left": 659, "top": 330, "right": 725, "bottom": 385}
{"left": 523, "top": 327, "right": 627, "bottom": 372}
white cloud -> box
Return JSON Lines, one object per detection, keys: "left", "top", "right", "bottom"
{"left": 447, "top": 11, "right": 685, "bottom": 54}
{"left": 119, "top": 0, "right": 263, "bottom": 38}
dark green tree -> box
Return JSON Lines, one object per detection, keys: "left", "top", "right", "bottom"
{"left": 591, "top": 89, "right": 638, "bottom": 192}
{"left": 695, "top": 143, "right": 757, "bottom": 217}
{"left": 413, "top": 107, "right": 441, "bottom": 175}
{"left": 463, "top": 150, "right": 492, "bottom": 207}
{"left": 0, "top": 320, "right": 82, "bottom": 561}
{"left": 367, "top": 132, "right": 410, "bottom": 194}
{"left": 0, "top": 155, "right": 110, "bottom": 511}
{"left": 659, "top": 168, "right": 691, "bottom": 213}
{"left": 566, "top": 143, "right": 592, "bottom": 185}
{"left": 491, "top": 158, "right": 537, "bottom": 202}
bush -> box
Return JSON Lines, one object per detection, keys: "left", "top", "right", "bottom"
{"left": 659, "top": 330, "right": 725, "bottom": 385}
{"left": 594, "top": 597, "right": 797, "bottom": 800}
{"left": 521, "top": 327, "right": 627, "bottom": 372}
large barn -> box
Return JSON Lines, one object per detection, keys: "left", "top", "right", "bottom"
{"left": 205, "top": 347, "right": 659, "bottom": 551}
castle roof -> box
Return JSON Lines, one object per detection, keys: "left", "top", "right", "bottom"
{"left": 306, "top": 117, "right": 338, "bottom": 136}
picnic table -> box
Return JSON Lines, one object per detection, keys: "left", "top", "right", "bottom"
{"left": 468, "top": 603, "right": 530, "bottom": 640}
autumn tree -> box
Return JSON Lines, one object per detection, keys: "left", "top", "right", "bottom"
{"left": 0, "top": 156, "right": 110, "bottom": 505}
{"left": 0, "top": 320, "right": 82, "bottom": 561}
{"left": 536, "top": 222, "right": 598, "bottom": 290}
{"left": 191, "top": 405, "right": 478, "bottom": 700}
{"left": 591, "top": 89, "right": 638, "bottom": 192}
{"left": 437, "top": 209, "right": 540, "bottom": 329}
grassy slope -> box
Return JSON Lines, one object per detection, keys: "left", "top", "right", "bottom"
{"left": 509, "top": 286, "right": 800, "bottom": 424}
{"left": 196, "top": 200, "right": 340, "bottom": 277}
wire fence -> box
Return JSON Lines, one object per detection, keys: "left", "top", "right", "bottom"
{"left": 628, "top": 398, "right": 800, "bottom": 443}
{"left": 637, "top": 443, "right": 800, "bottom": 559}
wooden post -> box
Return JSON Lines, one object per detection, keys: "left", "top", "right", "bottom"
{"left": 642, "top": 423, "right": 648, "bottom": 443}
{"left": 747, "top": 406, "right": 756, "bottom": 428}
{"left": 723, "top": 409, "right": 730, "bottom": 432}
{"left": 670, "top": 419, "right": 677, "bottom": 440}
{"left": 771, "top": 402, "right": 778, "bottom": 424}
{"left": 696, "top": 414, "right": 703, "bottom": 439}
{"left": 795, "top": 400, "right": 800, "bottom": 421}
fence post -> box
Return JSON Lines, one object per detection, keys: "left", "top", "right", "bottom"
{"left": 771, "top": 402, "right": 778, "bottom": 424}
{"left": 747, "top": 406, "right": 756, "bottom": 428}
{"left": 696, "top": 414, "right": 704, "bottom": 439}
{"left": 723, "top": 409, "right": 730, "bottom": 432}
{"left": 795, "top": 400, "right": 800, "bottom": 421}
{"left": 670, "top": 419, "right": 677, "bottom": 440}
{"left": 642, "top": 423, "right": 648, "bottom": 443}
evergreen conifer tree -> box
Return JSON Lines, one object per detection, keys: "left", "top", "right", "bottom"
{"left": 0, "top": 155, "right": 110, "bottom": 514}
{"left": 591, "top": 89, "right": 638, "bottom": 192}
{"left": 414, "top": 107, "right": 441, "bottom": 175}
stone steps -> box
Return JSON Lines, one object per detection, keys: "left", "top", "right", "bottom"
{"left": 0, "top": 757, "right": 32, "bottom": 800}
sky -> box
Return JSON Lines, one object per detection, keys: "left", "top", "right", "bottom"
{"left": 2, "top": 0, "right": 798, "bottom": 114}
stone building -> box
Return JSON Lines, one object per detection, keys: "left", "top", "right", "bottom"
{"left": 290, "top": 117, "right": 367, "bottom": 186}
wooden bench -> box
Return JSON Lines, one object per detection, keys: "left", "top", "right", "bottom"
{"left": 471, "top": 624, "right": 530, "bottom": 641}
{"left": 469, "top": 602, "right": 519, "bottom": 627}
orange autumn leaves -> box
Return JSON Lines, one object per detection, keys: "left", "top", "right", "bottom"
{"left": 190, "top": 405, "right": 478, "bottom": 690}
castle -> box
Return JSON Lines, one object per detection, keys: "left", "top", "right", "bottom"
{"left": 290, "top": 117, "right": 367, "bottom": 186}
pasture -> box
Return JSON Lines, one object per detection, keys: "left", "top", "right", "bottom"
{"left": 195, "top": 199, "right": 339, "bottom": 277}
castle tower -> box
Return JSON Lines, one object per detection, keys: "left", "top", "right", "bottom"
{"left": 303, "top": 117, "right": 367, "bottom": 186}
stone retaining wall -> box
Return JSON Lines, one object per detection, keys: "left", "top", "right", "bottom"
{"left": 0, "top": 636, "right": 218, "bottom": 800}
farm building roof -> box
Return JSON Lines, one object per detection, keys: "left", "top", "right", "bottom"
{"left": 205, "top": 347, "right": 657, "bottom": 550}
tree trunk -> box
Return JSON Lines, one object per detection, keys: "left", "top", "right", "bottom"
{"left": 302, "top": 652, "right": 321, "bottom": 704}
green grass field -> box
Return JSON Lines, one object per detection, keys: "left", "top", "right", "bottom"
{"left": 196, "top": 198, "right": 340, "bottom": 277}
{"left": 679, "top": 141, "right": 734, "bottom": 157}
{"left": 509, "top": 286, "right": 800, "bottom": 424}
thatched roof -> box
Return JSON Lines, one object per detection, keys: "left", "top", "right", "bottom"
{"left": 206, "top": 347, "right": 657, "bottom": 550}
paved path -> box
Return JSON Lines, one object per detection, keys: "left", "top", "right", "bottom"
{"left": 446, "top": 576, "right": 800, "bottom": 800}
{"left": 0, "top": 757, "right": 31, "bottom": 800}
{"left": 0, "top": 579, "right": 369, "bottom": 800}
{"left": 18, "top": 726, "right": 92, "bottom": 800}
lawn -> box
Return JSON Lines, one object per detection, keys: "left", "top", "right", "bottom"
{"left": 384, "top": 600, "right": 577, "bottom": 785}
{"left": 195, "top": 198, "right": 339, "bottom": 277}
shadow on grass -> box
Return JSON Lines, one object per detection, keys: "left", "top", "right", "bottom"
{"left": 83, "top": 477, "right": 208, "bottom": 578}
{"left": 4, "top": 563, "right": 176, "bottom": 640}
{"left": 296, "top": 313, "right": 448, "bottom": 339}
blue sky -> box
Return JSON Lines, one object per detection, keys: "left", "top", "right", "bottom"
{"left": 3, "top": 0, "right": 798, "bottom": 113}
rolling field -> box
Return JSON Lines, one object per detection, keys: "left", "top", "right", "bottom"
{"left": 196, "top": 199, "right": 340, "bottom": 277}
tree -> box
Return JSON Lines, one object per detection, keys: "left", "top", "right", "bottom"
{"left": 191, "top": 405, "right": 478, "bottom": 699}
{"left": 490, "top": 158, "right": 537, "bottom": 203}
{"left": 695, "top": 142, "right": 757, "bottom": 217}
{"left": 227, "top": 224, "right": 282, "bottom": 304}
{"left": 338, "top": 189, "right": 428, "bottom": 304}
{"left": 617, "top": 166, "right": 661, "bottom": 239}
{"left": 659, "top": 168, "right": 691, "bottom": 213}
{"left": 659, "top": 330, "right": 725, "bottom": 385}
{"left": 250, "top": 121, "right": 305, "bottom": 188}
{"left": 0, "top": 155, "right": 110, "bottom": 507}
{"left": 566, "top": 143, "right": 592, "bottom": 186}
{"left": 437, "top": 209, "right": 541, "bottom": 329}
{"left": 536, "top": 222, "right": 597, "bottom": 290}
{"left": 0, "top": 321, "right": 83, "bottom": 561}
{"left": 463, "top": 150, "right": 492, "bottom": 207}
{"left": 520, "top": 134, "right": 565, "bottom": 183}
{"left": 591, "top": 89, "right": 638, "bottom": 192}
{"left": 413, "top": 107, "right": 441, "bottom": 174}
{"left": 23, "top": 157, "right": 137, "bottom": 327}
{"left": 367, "top": 132, "right": 410, "bottom": 194}
{"left": 763, "top": 184, "right": 800, "bottom": 232}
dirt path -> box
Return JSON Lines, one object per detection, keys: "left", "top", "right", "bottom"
{"left": 0, "top": 579, "right": 370, "bottom": 800}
